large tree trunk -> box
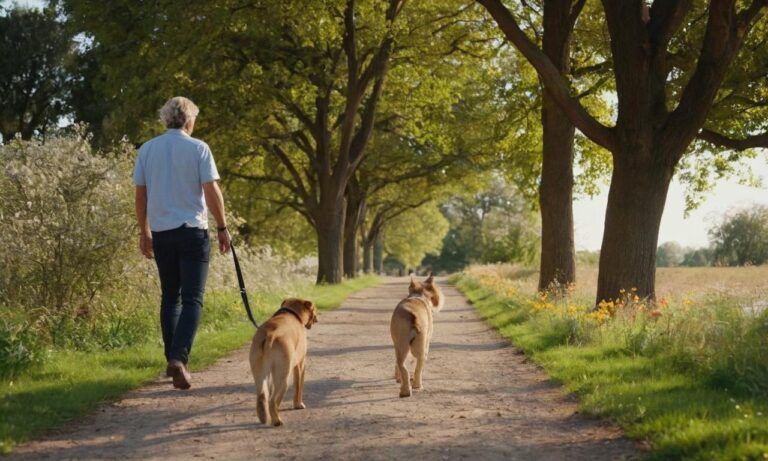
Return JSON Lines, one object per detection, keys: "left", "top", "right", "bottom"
{"left": 315, "top": 199, "right": 346, "bottom": 284}
{"left": 342, "top": 207, "right": 360, "bottom": 278}
{"left": 538, "top": 95, "right": 576, "bottom": 291}
{"left": 595, "top": 151, "right": 674, "bottom": 303}
{"left": 362, "top": 239, "right": 373, "bottom": 274}
{"left": 537, "top": 0, "right": 577, "bottom": 292}
{"left": 373, "top": 230, "right": 384, "bottom": 275}
{"left": 343, "top": 184, "right": 365, "bottom": 279}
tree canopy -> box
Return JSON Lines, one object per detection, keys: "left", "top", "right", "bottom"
{"left": 0, "top": 5, "right": 74, "bottom": 141}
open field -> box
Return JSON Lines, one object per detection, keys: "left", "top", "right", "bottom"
{"left": 471, "top": 264, "right": 768, "bottom": 306}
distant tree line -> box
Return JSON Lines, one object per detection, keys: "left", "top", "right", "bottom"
{"left": 657, "top": 205, "right": 768, "bottom": 267}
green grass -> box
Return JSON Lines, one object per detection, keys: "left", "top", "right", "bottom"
{"left": 455, "top": 275, "right": 768, "bottom": 461}
{"left": 0, "top": 275, "right": 380, "bottom": 454}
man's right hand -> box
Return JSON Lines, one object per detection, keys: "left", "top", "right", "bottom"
{"left": 139, "top": 233, "right": 154, "bottom": 259}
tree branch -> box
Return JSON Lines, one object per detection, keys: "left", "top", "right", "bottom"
{"left": 698, "top": 128, "right": 768, "bottom": 150}
{"left": 249, "top": 195, "right": 315, "bottom": 226}
{"left": 343, "top": 0, "right": 358, "bottom": 86}
{"left": 648, "top": 0, "right": 694, "bottom": 52}
{"left": 663, "top": 0, "right": 766, "bottom": 157}
{"left": 270, "top": 144, "right": 312, "bottom": 205}
{"left": 477, "top": 0, "right": 616, "bottom": 151}
{"left": 228, "top": 171, "right": 301, "bottom": 196}
{"left": 348, "top": 74, "right": 387, "bottom": 174}
{"left": 567, "top": 0, "right": 587, "bottom": 30}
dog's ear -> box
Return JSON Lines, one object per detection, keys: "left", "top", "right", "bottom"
{"left": 303, "top": 300, "right": 318, "bottom": 329}
{"left": 280, "top": 298, "right": 288, "bottom": 308}
{"left": 424, "top": 272, "right": 434, "bottom": 285}
{"left": 409, "top": 275, "right": 416, "bottom": 289}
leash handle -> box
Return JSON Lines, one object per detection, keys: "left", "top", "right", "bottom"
{"left": 231, "top": 242, "right": 258, "bottom": 327}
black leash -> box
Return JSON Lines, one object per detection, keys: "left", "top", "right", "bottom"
{"left": 231, "top": 242, "right": 258, "bottom": 327}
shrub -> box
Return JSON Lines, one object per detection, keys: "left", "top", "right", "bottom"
{"left": 0, "top": 131, "right": 137, "bottom": 346}
{"left": 0, "top": 316, "right": 44, "bottom": 380}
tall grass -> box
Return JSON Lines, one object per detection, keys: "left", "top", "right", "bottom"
{"left": 456, "top": 264, "right": 768, "bottom": 459}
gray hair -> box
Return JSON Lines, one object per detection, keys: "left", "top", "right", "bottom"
{"left": 158, "top": 96, "right": 200, "bottom": 129}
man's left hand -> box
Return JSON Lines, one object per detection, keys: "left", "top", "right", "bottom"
{"left": 217, "top": 229, "right": 231, "bottom": 255}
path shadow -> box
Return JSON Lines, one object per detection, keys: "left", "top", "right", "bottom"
{"left": 429, "top": 341, "right": 510, "bottom": 352}
{"left": 337, "top": 307, "right": 394, "bottom": 314}
{"left": 309, "top": 344, "right": 391, "bottom": 357}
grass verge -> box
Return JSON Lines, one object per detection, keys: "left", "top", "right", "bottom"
{"left": 454, "top": 274, "right": 768, "bottom": 461}
{"left": 0, "top": 275, "right": 380, "bottom": 454}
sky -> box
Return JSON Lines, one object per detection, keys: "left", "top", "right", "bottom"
{"left": 573, "top": 155, "right": 768, "bottom": 251}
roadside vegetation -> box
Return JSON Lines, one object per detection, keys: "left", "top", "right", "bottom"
{"left": 0, "top": 134, "right": 380, "bottom": 453}
{"left": 455, "top": 264, "right": 768, "bottom": 460}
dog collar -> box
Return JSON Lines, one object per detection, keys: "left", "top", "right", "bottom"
{"left": 406, "top": 294, "right": 433, "bottom": 308}
{"left": 273, "top": 307, "right": 304, "bottom": 324}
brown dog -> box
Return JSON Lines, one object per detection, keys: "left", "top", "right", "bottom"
{"left": 249, "top": 298, "right": 318, "bottom": 426}
{"left": 390, "top": 274, "right": 444, "bottom": 397}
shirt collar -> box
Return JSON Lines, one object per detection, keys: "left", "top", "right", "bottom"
{"left": 166, "top": 128, "right": 190, "bottom": 137}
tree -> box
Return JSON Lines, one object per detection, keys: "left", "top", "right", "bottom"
{"left": 681, "top": 247, "right": 714, "bottom": 267}
{"left": 425, "top": 177, "right": 540, "bottom": 272}
{"left": 537, "top": 0, "right": 582, "bottom": 291}
{"left": 710, "top": 205, "right": 768, "bottom": 266}
{"left": 0, "top": 5, "right": 74, "bottom": 141}
{"left": 478, "top": 0, "right": 768, "bottom": 302}
{"left": 63, "top": 0, "right": 487, "bottom": 284}
{"left": 346, "top": 58, "right": 502, "bottom": 277}
{"left": 656, "top": 241, "right": 684, "bottom": 267}
{"left": 470, "top": 2, "right": 614, "bottom": 292}
{"left": 383, "top": 204, "right": 450, "bottom": 270}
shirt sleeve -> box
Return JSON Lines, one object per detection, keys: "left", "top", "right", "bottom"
{"left": 132, "top": 148, "right": 146, "bottom": 186}
{"left": 199, "top": 143, "right": 220, "bottom": 183}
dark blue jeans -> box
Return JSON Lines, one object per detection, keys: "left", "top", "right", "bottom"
{"left": 152, "top": 226, "right": 210, "bottom": 365}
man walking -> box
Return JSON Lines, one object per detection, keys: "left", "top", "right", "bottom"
{"left": 133, "top": 96, "right": 231, "bottom": 389}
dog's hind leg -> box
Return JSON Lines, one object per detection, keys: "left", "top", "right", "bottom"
{"left": 293, "top": 358, "right": 306, "bottom": 410}
{"left": 411, "top": 332, "right": 429, "bottom": 390}
{"left": 395, "top": 341, "right": 411, "bottom": 398}
{"left": 269, "top": 357, "right": 291, "bottom": 426}
{"left": 253, "top": 369, "right": 269, "bottom": 424}
{"left": 250, "top": 342, "right": 270, "bottom": 424}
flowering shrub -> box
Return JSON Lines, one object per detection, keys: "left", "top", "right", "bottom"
{"left": 0, "top": 132, "right": 140, "bottom": 345}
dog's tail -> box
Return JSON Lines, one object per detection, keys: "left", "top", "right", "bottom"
{"left": 400, "top": 304, "right": 424, "bottom": 337}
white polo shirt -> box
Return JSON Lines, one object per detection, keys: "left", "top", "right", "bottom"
{"left": 132, "top": 129, "right": 220, "bottom": 232}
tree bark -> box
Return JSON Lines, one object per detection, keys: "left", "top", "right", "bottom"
{"left": 362, "top": 238, "right": 373, "bottom": 273}
{"left": 537, "top": 0, "right": 580, "bottom": 292}
{"left": 343, "top": 180, "right": 365, "bottom": 278}
{"left": 343, "top": 203, "right": 363, "bottom": 278}
{"left": 538, "top": 99, "right": 576, "bottom": 292}
{"left": 596, "top": 151, "right": 674, "bottom": 303}
{"left": 315, "top": 199, "right": 346, "bottom": 284}
{"left": 373, "top": 229, "right": 384, "bottom": 274}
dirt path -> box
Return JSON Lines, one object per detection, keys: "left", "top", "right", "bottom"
{"left": 10, "top": 278, "right": 641, "bottom": 460}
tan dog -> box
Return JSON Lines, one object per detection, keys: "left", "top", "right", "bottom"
{"left": 390, "top": 274, "right": 444, "bottom": 397}
{"left": 249, "top": 298, "right": 318, "bottom": 426}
